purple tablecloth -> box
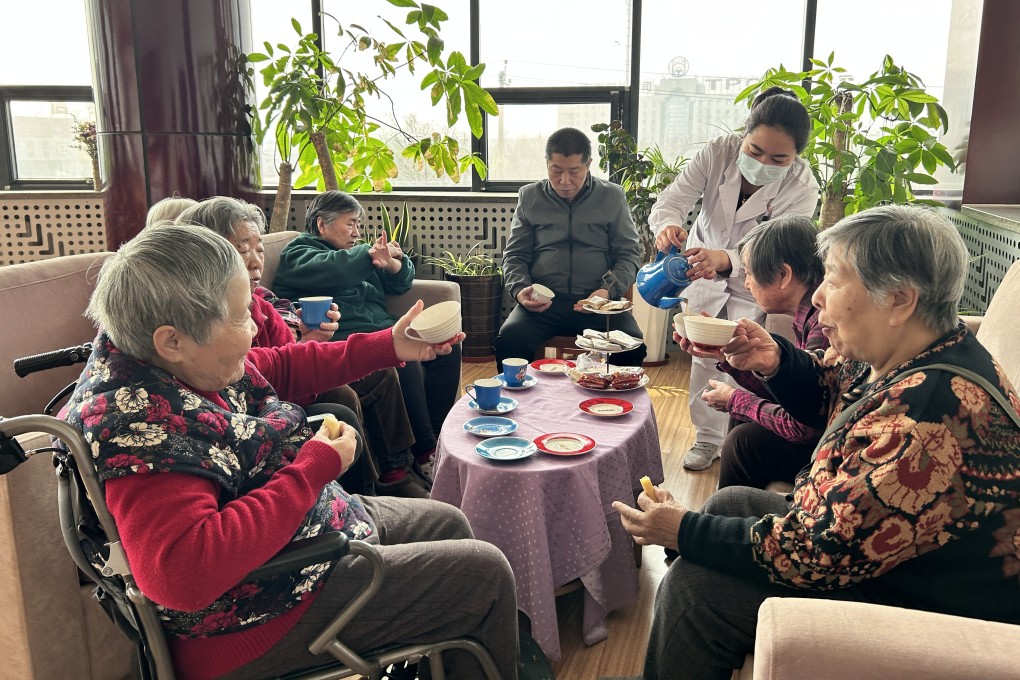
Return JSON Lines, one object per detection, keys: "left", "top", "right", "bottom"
{"left": 430, "top": 373, "right": 664, "bottom": 660}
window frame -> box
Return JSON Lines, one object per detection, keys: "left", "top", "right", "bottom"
{"left": 0, "top": 85, "right": 95, "bottom": 191}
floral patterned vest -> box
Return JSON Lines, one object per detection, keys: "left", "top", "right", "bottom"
{"left": 63, "top": 333, "right": 375, "bottom": 639}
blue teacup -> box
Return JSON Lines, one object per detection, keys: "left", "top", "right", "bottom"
{"left": 299, "top": 296, "right": 333, "bottom": 328}
{"left": 636, "top": 245, "right": 693, "bottom": 309}
{"left": 465, "top": 378, "right": 502, "bottom": 411}
{"left": 502, "top": 358, "right": 529, "bottom": 387}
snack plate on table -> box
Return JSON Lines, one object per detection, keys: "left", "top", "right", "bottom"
{"left": 530, "top": 358, "right": 576, "bottom": 375}
{"left": 491, "top": 374, "right": 539, "bottom": 390}
{"left": 578, "top": 397, "right": 634, "bottom": 417}
{"left": 474, "top": 437, "right": 537, "bottom": 461}
{"left": 567, "top": 367, "right": 648, "bottom": 392}
{"left": 468, "top": 396, "right": 520, "bottom": 414}
{"left": 463, "top": 416, "right": 519, "bottom": 437}
{"left": 534, "top": 432, "right": 597, "bottom": 455}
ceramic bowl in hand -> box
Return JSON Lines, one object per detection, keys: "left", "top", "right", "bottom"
{"left": 672, "top": 312, "right": 688, "bottom": 340}
{"left": 405, "top": 300, "right": 462, "bottom": 344}
{"left": 682, "top": 316, "right": 738, "bottom": 352}
{"left": 530, "top": 283, "right": 555, "bottom": 303}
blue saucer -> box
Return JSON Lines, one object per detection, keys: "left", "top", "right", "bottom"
{"left": 475, "top": 437, "right": 537, "bottom": 461}
{"left": 492, "top": 374, "right": 539, "bottom": 390}
{"left": 464, "top": 416, "right": 519, "bottom": 437}
{"left": 467, "top": 396, "right": 519, "bottom": 414}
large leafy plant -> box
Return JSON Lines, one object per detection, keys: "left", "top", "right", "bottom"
{"left": 736, "top": 53, "right": 955, "bottom": 228}
{"left": 421, "top": 242, "right": 501, "bottom": 276}
{"left": 248, "top": 1, "right": 497, "bottom": 230}
{"left": 592, "top": 121, "right": 688, "bottom": 261}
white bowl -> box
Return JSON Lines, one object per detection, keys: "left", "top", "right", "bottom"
{"left": 531, "top": 283, "right": 555, "bottom": 303}
{"left": 407, "top": 301, "right": 462, "bottom": 343}
{"left": 672, "top": 312, "right": 688, "bottom": 340}
{"left": 683, "top": 316, "right": 738, "bottom": 350}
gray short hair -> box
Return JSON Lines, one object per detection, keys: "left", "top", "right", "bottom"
{"left": 737, "top": 215, "right": 823, "bottom": 287}
{"left": 175, "top": 196, "right": 266, "bottom": 238}
{"left": 87, "top": 226, "right": 245, "bottom": 360}
{"left": 817, "top": 205, "right": 967, "bottom": 334}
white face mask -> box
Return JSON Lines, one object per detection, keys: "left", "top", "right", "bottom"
{"left": 737, "top": 151, "right": 791, "bottom": 186}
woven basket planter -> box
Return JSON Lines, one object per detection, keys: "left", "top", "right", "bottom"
{"left": 446, "top": 273, "right": 504, "bottom": 360}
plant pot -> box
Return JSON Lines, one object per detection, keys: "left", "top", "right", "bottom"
{"left": 446, "top": 273, "right": 503, "bottom": 360}
{"left": 91, "top": 156, "right": 102, "bottom": 191}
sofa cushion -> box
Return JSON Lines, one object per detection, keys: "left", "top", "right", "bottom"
{"left": 976, "top": 259, "right": 1020, "bottom": 389}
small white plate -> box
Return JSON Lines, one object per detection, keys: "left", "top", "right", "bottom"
{"left": 468, "top": 396, "right": 519, "bottom": 414}
{"left": 492, "top": 374, "right": 539, "bottom": 390}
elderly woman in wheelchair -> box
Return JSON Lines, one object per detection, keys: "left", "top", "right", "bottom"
{"left": 61, "top": 225, "right": 518, "bottom": 680}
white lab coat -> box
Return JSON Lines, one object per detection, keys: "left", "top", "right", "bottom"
{"left": 649, "top": 133, "right": 820, "bottom": 445}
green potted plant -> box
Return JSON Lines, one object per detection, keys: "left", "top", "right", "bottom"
{"left": 248, "top": 3, "right": 496, "bottom": 231}
{"left": 736, "top": 53, "right": 956, "bottom": 229}
{"left": 593, "top": 121, "right": 688, "bottom": 365}
{"left": 422, "top": 243, "right": 503, "bottom": 360}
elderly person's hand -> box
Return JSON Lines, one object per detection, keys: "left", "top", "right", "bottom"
{"left": 516, "top": 286, "right": 553, "bottom": 313}
{"left": 368, "top": 235, "right": 401, "bottom": 273}
{"left": 612, "top": 486, "right": 687, "bottom": 551}
{"left": 573, "top": 287, "right": 610, "bottom": 313}
{"left": 391, "top": 299, "right": 465, "bottom": 362}
{"left": 723, "top": 318, "right": 782, "bottom": 376}
{"left": 385, "top": 240, "right": 404, "bottom": 260}
{"left": 312, "top": 419, "right": 359, "bottom": 471}
{"left": 655, "top": 224, "right": 689, "bottom": 252}
{"left": 298, "top": 303, "right": 341, "bottom": 343}
{"left": 684, "top": 247, "right": 731, "bottom": 281}
{"left": 702, "top": 379, "right": 736, "bottom": 412}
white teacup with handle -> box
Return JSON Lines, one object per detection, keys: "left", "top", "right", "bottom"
{"left": 405, "top": 301, "right": 462, "bottom": 344}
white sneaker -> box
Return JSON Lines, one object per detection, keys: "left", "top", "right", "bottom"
{"left": 683, "top": 441, "right": 720, "bottom": 471}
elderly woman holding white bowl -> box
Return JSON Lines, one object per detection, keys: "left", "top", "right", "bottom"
{"left": 62, "top": 225, "right": 518, "bottom": 680}
{"left": 615, "top": 205, "right": 1020, "bottom": 680}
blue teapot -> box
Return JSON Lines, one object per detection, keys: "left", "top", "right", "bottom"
{"left": 636, "top": 245, "right": 693, "bottom": 309}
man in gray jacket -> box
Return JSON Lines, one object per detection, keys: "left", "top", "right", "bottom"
{"left": 495, "top": 127, "right": 646, "bottom": 369}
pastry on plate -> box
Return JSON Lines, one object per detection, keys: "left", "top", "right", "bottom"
{"left": 578, "top": 294, "right": 609, "bottom": 309}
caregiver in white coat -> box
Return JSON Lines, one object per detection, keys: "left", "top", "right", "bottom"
{"left": 649, "top": 87, "right": 820, "bottom": 471}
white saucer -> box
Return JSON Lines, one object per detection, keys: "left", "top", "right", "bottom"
{"left": 468, "top": 396, "right": 519, "bottom": 414}
{"left": 492, "top": 374, "right": 539, "bottom": 390}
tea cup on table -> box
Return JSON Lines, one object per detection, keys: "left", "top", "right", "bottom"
{"left": 465, "top": 378, "right": 502, "bottom": 411}
{"left": 502, "top": 358, "right": 529, "bottom": 387}
{"left": 298, "top": 296, "right": 334, "bottom": 328}
{"left": 405, "top": 300, "right": 462, "bottom": 344}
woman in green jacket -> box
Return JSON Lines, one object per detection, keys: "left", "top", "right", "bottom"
{"left": 273, "top": 191, "right": 461, "bottom": 488}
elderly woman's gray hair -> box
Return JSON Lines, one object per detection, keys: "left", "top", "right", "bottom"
{"left": 87, "top": 226, "right": 245, "bottom": 360}
{"left": 175, "top": 196, "right": 266, "bottom": 238}
{"left": 737, "top": 214, "right": 823, "bottom": 288}
{"left": 817, "top": 205, "right": 967, "bottom": 334}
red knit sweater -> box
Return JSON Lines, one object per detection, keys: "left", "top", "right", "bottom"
{"left": 105, "top": 328, "right": 399, "bottom": 680}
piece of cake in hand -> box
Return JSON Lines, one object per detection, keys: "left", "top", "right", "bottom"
{"left": 322, "top": 414, "right": 343, "bottom": 438}
{"left": 640, "top": 475, "right": 658, "bottom": 500}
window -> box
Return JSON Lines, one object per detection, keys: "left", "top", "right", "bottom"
{"left": 637, "top": 0, "right": 807, "bottom": 162}
{"left": 9, "top": 99, "right": 96, "bottom": 181}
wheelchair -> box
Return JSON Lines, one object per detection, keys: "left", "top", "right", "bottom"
{"left": 2, "top": 345, "right": 501, "bottom": 680}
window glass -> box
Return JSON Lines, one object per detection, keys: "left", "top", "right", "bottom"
{"left": 0, "top": 3, "right": 92, "bottom": 85}
{"left": 486, "top": 104, "right": 609, "bottom": 182}
{"left": 10, "top": 101, "right": 96, "bottom": 180}
{"left": 637, "top": 1, "right": 805, "bottom": 163}
{"left": 478, "top": 1, "right": 630, "bottom": 88}
{"left": 814, "top": 0, "right": 952, "bottom": 103}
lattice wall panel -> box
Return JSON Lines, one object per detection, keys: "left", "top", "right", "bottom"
{"left": 0, "top": 196, "right": 106, "bottom": 265}
{"left": 939, "top": 207, "right": 1020, "bottom": 314}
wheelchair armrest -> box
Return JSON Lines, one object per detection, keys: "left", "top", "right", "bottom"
{"left": 246, "top": 533, "right": 350, "bottom": 581}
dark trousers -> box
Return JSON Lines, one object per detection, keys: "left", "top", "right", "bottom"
{"left": 348, "top": 368, "right": 416, "bottom": 475}
{"left": 717, "top": 421, "right": 816, "bottom": 490}
{"left": 493, "top": 297, "right": 646, "bottom": 371}
{"left": 396, "top": 345, "right": 462, "bottom": 454}
{"left": 304, "top": 402, "right": 374, "bottom": 495}
{"left": 645, "top": 487, "right": 901, "bottom": 680}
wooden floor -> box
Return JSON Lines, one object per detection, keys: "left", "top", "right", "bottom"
{"left": 459, "top": 351, "right": 719, "bottom": 679}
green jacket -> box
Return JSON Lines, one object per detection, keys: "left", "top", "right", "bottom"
{"left": 272, "top": 232, "right": 416, "bottom": 340}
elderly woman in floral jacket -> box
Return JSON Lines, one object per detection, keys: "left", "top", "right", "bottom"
{"left": 62, "top": 225, "right": 518, "bottom": 680}
{"left": 616, "top": 205, "right": 1020, "bottom": 680}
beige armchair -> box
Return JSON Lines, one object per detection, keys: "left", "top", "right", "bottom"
{"left": 736, "top": 260, "right": 1020, "bottom": 679}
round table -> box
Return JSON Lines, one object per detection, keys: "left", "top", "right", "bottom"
{"left": 430, "top": 371, "right": 664, "bottom": 660}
